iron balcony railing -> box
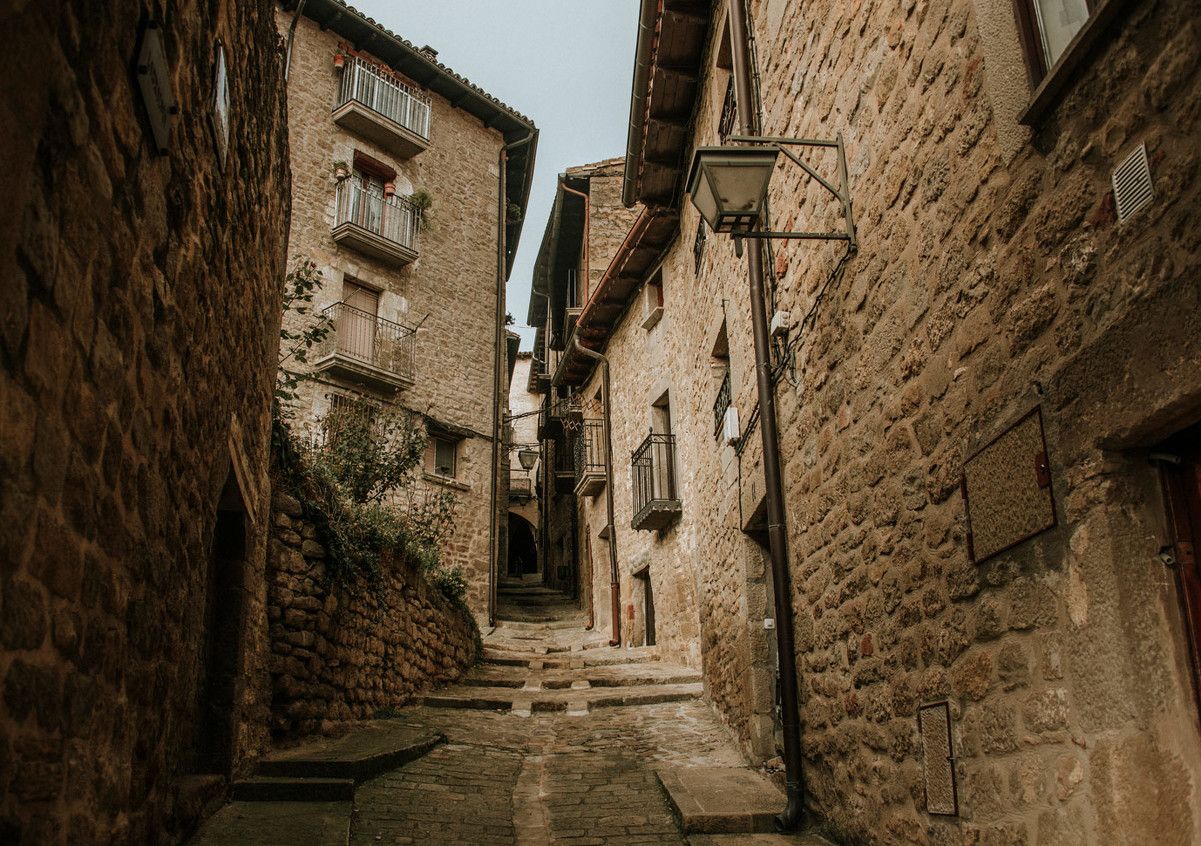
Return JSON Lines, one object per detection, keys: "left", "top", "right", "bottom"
{"left": 334, "top": 181, "right": 420, "bottom": 252}
{"left": 713, "top": 369, "right": 731, "bottom": 439}
{"left": 337, "top": 56, "right": 432, "bottom": 140}
{"left": 631, "top": 432, "right": 682, "bottom": 530}
{"left": 574, "top": 419, "right": 606, "bottom": 492}
{"left": 315, "top": 302, "right": 416, "bottom": 382}
{"left": 719, "top": 77, "right": 737, "bottom": 141}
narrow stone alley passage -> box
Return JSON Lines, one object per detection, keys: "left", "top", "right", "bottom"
{"left": 195, "top": 578, "right": 831, "bottom": 845}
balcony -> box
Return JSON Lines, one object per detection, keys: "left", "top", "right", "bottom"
{"left": 553, "top": 431, "right": 576, "bottom": 494}
{"left": 631, "top": 433, "right": 682, "bottom": 531}
{"left": 311, "top": 302, "right": 416, "bottom": 393}
{"left": 509, "top": 467, "right": 533, "bottom": 502}
{"left": 333, "top": 57, "right": 431, "bottom": 159}
{"left": 574, "top": 419, "right": 606, "bottom": 497}
{"left": 332, "top": 181, "right": 420, "bottom": 267}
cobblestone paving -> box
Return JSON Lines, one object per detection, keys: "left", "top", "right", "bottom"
{"left": 349, "top": 702, "right": 746, "bottom": 845}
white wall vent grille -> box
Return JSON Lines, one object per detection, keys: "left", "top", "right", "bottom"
{"left": 1112, "top": 143, "right": 1154, "bottom": 223}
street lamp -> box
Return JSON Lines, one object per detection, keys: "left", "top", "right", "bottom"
{"left": 517, "top": 448, "right": 539, "bottom": 470}
{"left": 685, "top": 135, "right": 857, "bottom": 250}
{"left": 685, "top": 145, "right": 780, "bottom": 234}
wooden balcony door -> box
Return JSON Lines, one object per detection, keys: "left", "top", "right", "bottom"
{"left": 1160, "top": 423, "right": 1201, "bottom": 721}
{"left": 338, "top": 281, "right": 379, "bottom": 363}
{"left": 651, "top": 393, "right": 674, "bottom": 501}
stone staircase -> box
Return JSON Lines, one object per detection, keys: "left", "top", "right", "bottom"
{"left": 424, "top": 576, "right": 704, "bottom": 715}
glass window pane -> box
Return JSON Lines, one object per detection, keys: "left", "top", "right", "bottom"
{"left": 434, "top": 438, "right": 456, "bottom": 477}
{"left": 1034, "top": 0, "right": 1090, "bottom": 68}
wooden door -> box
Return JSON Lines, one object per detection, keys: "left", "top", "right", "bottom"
{"left": 1160, "top": 424, "right": 1201, "bottom": 719}
{"left": 339, "top": 282, "right": 379, "bottom": 363}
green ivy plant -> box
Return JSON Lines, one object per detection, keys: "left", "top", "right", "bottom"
{"left": 276, "top": 258, "right": 332, "bottom": 418}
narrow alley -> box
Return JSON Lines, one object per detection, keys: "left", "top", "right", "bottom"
{"left": 4, "top": 0, "right": 1201, "bottom": 844}
{"left": 194, "top": 579, "right": 828, "bottom": 846}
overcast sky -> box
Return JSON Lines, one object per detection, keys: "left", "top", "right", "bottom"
{"left": 346, "top": 0, "right": 640, "bottom": 350}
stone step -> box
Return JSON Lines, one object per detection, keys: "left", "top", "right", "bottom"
{"left": 481, "top": 649, "right": 659, "bottom": 669}
{"left": 191, "top": 801, "right": 351, "bottom": 846}
{"left": 687, "top": 835, "right": 837, "bottom": 845}
{"left": 230, "top": 777, "right": 355, "bottom": 802}
{"left": 423, "top": 681, "right": 703, "bottom": 713}
{"left": 254, "top": 724, "right": 443, "bottom": 782}
{"left": 656, "top": 766, "right": 791, "bottom": 835}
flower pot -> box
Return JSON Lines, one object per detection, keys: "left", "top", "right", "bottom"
{"left": 333, "top": 53, "right": 345, "bottom": 70}
{"left": 383, "top": 181, "right": 396, "bottom": 197}
{"left": 334, "top": 167, "right": 349, "bottom": 181}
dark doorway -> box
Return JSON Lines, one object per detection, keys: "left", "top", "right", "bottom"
{"left": 508, "top": 513, "right": 538, "bottom": 576}
{"left": 1158, "top": 422, "right": 1201, "bottom": 720}
{"left": 193, "top": 468, "right": 247, "bottom": 776}
{"left": 634, "top": 565, "right": 656, "bottom": 647}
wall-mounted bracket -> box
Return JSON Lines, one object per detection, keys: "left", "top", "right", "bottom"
{"left": 726, "top": 133, "right": 858, "bottom": 253}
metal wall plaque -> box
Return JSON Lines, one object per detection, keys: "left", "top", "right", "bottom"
{"left": 136, "top": 21, "right": 177, "bottom": 155}
{"left": 961, "top": 406, "right": 1056, "bottom": 563}
{"left": 918, "top": 701, "right": 958, "bottom": 816}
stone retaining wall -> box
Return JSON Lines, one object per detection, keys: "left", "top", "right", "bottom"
{"left": 267, "top": 489, "right": 479, "bottom": 735}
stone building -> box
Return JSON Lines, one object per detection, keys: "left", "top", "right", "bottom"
{"left": 528, "top": 158, "right": 642, "bottom": 607}
{"left": 275, "top": 0, "right": 537, "bottom": 625}
{"left": 538, "top": 0, "right": 1201, "bottom": 842}
{"left": 0, "top": 0, "right": 291, "bottom": 842}
{"left": 505, "top": 351, "right": 542, "bottom": 579}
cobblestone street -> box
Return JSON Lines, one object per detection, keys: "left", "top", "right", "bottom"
{"left": 347, "top": 579, "right": 771, "bottom": 846}
{"left": 350, "top": 702, "right": 737, "bottom": 845}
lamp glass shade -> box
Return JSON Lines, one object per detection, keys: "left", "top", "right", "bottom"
{"left": 518, "top": 449, "right": 539, "bottom": 470}
{"left": 686, "top": 145, "right": 779, "bottom": 233}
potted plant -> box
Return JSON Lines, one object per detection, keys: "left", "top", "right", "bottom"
{"left": 332, "top": 160, "right": 350, "bottom": 181}
{"left": 333, "top": 53, "right": 345, "bottom": 70}
{"left": 408, "top": 189, "right": 434, "bottom": 230}
{"left": 384, "top": 181, "right": 396, "bottom": 197}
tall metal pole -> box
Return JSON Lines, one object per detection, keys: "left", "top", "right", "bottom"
{"left": 728, "top": 0, "right": 805, "bottom": 830}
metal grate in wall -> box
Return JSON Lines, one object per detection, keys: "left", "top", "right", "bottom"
{"left": 1112, "top": 142, "right": 1154, "bottom": 223}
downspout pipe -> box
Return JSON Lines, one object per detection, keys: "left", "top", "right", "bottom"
{"left": 572, "top": 337, "right": 621, "bottom": 647}
{"left": 729, "top": 0, "right": 805, "bottom": 832}
{"left": 490, "top": 131, "right": 536, "bottom": 627}
{"left": 283, "top": 0, "right": 308, "bottom": 81}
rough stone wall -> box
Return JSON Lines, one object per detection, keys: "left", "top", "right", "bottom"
{"left": 612, "top": 0, "right": 1201, "bottom": 842}
{"left": 0, "top": 0, "right": 290, "bottom": 842}
{"left": 277, "top": 9, "right": 506, "bottom": 623}
{"left": 266, "top": 490, "right": 478, "bottom": 735}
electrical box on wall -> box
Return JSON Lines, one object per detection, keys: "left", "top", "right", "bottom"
{"left": 770, "top": 310, "right": 791, "bottom": 338}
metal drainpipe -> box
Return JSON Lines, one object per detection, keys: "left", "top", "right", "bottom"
{"left": 572, "top": 337, "right": 621, "bottom": 647}
{"left": 559, "top": 181, "right": 590, "bottom": 302}
{"left": 491, "top": 131, "right": 535, "bottom": 627}
{"left": 729, "top": 0, "right": 805, "bottom": 831}
{"left": 283, "top": 0, "right": 308, "bottom": 81}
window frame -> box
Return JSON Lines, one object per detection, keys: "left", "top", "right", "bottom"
{"left": 1013, "top": 0, "right": 1131, "bottom": 125}
{"left": 430, "top": 434, "right": 458, "bottom": 479}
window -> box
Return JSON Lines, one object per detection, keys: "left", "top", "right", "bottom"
{"left": 712, "top": 322, "right": 731, "bottom": 440}
{"left": 1013, "top": 0, "right": 1092, "bottom": 82}
{"left": 430, "top": 435, "right": 457, "bottom": 478}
